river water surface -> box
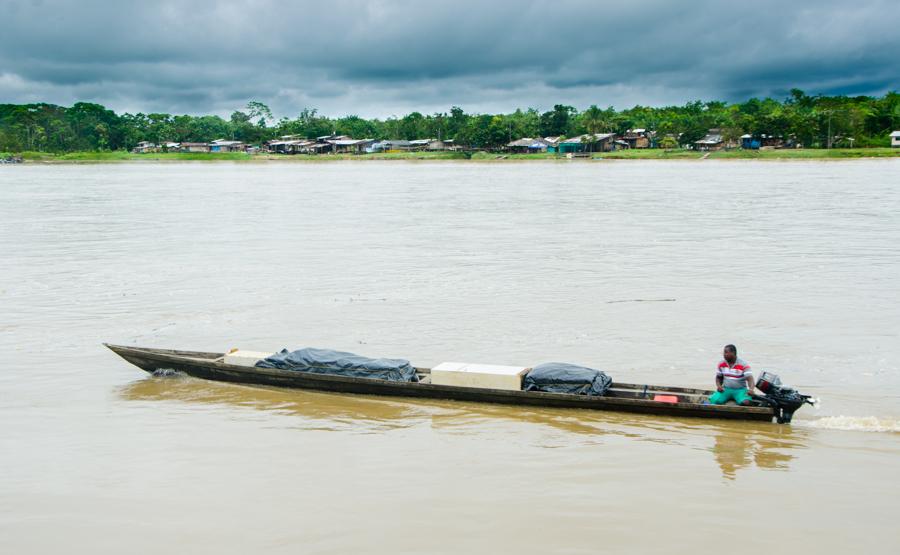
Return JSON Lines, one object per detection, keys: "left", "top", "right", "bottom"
{"left": 1, "top": 160, "right": 898, "bottom": 553}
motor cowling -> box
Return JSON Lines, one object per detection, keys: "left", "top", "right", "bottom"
{"left": 754, "top": 371, "right": 814, "bottom": 424}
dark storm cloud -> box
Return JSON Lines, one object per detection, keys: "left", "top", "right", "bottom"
{"left": 0, "top": 0, "right": 897, "bottom": 118}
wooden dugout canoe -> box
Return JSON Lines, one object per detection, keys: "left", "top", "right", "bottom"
{"left": 105, "top": 343, "right": 782, "bottom": 423}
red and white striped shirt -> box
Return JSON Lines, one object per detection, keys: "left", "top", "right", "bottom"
{"left": 717, "top": 358, "right": 751, "bottom": 389}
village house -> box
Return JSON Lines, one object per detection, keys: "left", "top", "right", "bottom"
{"left": 266, "top": 137, "right": 312, "bottom": 154}
{"left": 740, "top": 134, "right": 784, "bottom": 149}
{"left": 179, "top": 142, "right": 210, "bottom": 153}
{"left": 288, "top": 140, "right": 317, "bottom": 154}
{"left": 298, "top": 134, "right": 351, "bottom": 154}
{"left": 693, "top": 129, "right": 725, "bottom": 151}
{"left": 621, "top": 129, "right": 653, "bottom": 149}
{"left": 280, "top": 140, "right": 300, "bottom": 153}
{"left": 265, "top": 139, "right": 291, "bottom": 153}
{"left": 543, "top": 136, "right": 562, "bottom": 152}
{"left": 389, "top": 140, "right": 413, "bottom": 151}
{"left": 427, "top": 139, "right": 455, "bottom": 151}
{"left": 891, "top": 131, "right": 900, "bottom": 147}
{"left": 265, "top": 135, "right": 302, "bottom": 153}
{"left": 408, "top": 139, "right": 432, "bottom": 151}
{"left": 132, "top": 141, "right": 158, "bottom": 154}
{"left": 506, "top": 138, "right": 549, "bottom": 154}
{"left": 209, "top": 139, "right": 245, "bottom": 152}
{"left": 370, "top": 140, "right": 412, "bottom": 152}
{"left": 330, "top": 138, "right": 374, "bottom": 154}
{"left": 301, "top": 142, "right": 333, "bottom": 154}
{"left": 557, "top": 133, "right": 616, "bottom": 153}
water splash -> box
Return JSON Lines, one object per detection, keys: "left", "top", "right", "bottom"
{"left": 801, "top": 416, "right": 900, "bottom": 433}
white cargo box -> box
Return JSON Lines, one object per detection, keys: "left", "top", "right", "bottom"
{"left": 430, "top": 362, "right": 530, "bottom": 391}
{"left": 223, "top": 350, "right": 273, "bottom": 367}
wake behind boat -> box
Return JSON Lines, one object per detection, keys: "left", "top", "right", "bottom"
{"left": 105, "top": 344, "right": 812, "bottom": 423}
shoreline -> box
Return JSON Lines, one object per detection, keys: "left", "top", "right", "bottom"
{"left": 4, "top": 148, "right": 899, "bottom": 163}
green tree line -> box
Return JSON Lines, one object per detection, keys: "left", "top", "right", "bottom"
{"left": 1, "top": 89, "right": 897, "bottom": 152}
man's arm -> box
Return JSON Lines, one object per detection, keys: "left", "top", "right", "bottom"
{"left": 745, "top": 374, "right": 755, "bottom": 393}
{"left": 716, "top": 373, "right": 724, "bottom": 392}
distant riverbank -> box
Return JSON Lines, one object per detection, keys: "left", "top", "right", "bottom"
{"left": 5, "top": 148, "right": 899, "bottom": 163}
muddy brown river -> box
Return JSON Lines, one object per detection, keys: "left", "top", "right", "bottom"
{"left": 2, "top": 160, "right": 898, "bottom": 553}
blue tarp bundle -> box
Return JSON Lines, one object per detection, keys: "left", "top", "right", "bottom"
{"left": 522, "top": 362, "right": 612, "bottom": 396}
{"left": 255, "top": 348, "right": 419, "bottom": 382}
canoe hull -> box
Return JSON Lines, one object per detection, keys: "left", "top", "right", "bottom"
{"left": 105, "top": 344, "right": 777, "bottom": 423}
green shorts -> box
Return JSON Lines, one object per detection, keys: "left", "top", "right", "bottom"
{"left": 708, "top": 387, "right": 751, "bottom": 405}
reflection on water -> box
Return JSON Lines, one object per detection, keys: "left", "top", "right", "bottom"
{"left": 119, "top": 375, "right": 809, "bottom": 478}
{"left": 711, "top": 425, "right": 803, "bottom": 480}
{"left": 118, "top": 375, "right": 424, "bottom": 433}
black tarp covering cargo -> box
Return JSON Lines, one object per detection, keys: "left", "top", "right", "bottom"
{"left": 522, "top": 362, "right": 612, "bottom": 396}
{"left": 255, "top": 348, "right": 419, "bottom": 382}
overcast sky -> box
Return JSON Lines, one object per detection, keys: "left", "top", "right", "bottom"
{"left": 1, "top": 0, "right": 897, "bottom": 119}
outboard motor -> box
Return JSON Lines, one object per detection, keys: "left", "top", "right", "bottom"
{"left": 754, "top": 371, "right": 814, "bottom": 424}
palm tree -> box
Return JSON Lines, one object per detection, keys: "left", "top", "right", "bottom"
{"left": 581, "top": 105, "right": 603, "bottom": 153}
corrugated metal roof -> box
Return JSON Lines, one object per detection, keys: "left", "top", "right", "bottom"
{"left": 331, "top": 139, "right": 373, "bottom": 146}
{"left": 695, "top": 134, "right": 723, "bottom": 144}
{"left": 507, "top": 138, "right": 539, "bottom": 147}
{"left": 560, "top": 133, "right": 615, "bottom": 144}
{"left": 507, "top": 138, "right": 549, "bottom": 148}
{"left": 271, "top": 140, "right": 310, "bottom": 146}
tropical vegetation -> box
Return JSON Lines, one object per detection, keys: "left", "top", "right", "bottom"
{"left": 1, "top": 90, "right": 897, "bottom": 153}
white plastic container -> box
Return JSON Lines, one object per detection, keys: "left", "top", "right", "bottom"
{"left": 223, "top": 350, "right": 273, "bottom": 367}
{"left": 430, "top": 362, "right": 530, "bottom": 391}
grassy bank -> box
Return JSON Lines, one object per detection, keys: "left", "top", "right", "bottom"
{"left": 16, "top": 150, "right": 470, "bottom": 162}
{"left": 474, "top": 148, "right": 900, "bottom": 160}
{"left": 469, "top": 149, "right": 701, "bottom": 160}
{"left": 596, "top": 148, "right": 900, "bottom": 160}
{"left": 18, "top": 151, "right": 254, "bottom": 162}
{"left": 9, "top": 148, "right": 899, "bottom": 163}
{"left": 252, "top": 151, "right": 469, "bottom": 161}
{"left": 704, "top": 147, "right": 900, "bottom": 159}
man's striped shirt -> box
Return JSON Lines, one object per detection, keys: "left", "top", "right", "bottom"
{"left": 717, "top": 357, "right": 751, "bottom": 389}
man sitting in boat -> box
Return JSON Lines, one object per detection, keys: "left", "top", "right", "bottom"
{"left": 708, "top": 344, "right": 755, "bottom": 405}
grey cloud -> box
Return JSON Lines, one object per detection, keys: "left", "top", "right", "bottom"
{"left": 0, "top": 0, "right": 897, "bottom": 118}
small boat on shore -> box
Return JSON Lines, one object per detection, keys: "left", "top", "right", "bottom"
{"left": 105, "top": 344, "right": 811, "bottom": 423}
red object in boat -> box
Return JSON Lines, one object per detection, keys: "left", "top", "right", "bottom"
{"left": 653, "top": 394, "right": 679, "bottom": 403}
